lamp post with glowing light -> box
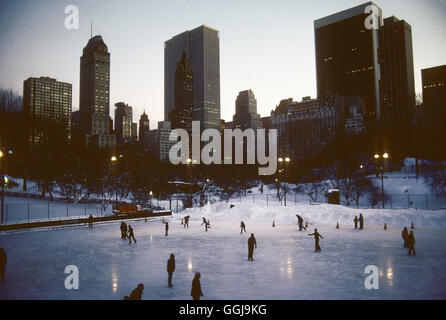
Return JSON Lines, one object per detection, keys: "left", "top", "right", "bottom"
{"left": 0, "top": 149, "right": 13, "bottom": 224}
{"left": 278, "top": 157, "right": 291, "bottom": 206}
{"left": 374, "top": 152, "right": 389, "bottom": 209}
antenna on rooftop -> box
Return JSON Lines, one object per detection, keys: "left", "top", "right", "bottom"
{"left": 90, "top": 21, "right": 93, "bottom": 39}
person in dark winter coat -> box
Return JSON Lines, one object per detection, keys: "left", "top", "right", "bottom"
{"left": 201, "top": 217, "right": 207, "bottom": 226}
{"left": 165, "top": 221, "right": 169, "bottom": 236}
{"left": 407, "top": 231, "right": 416, "bottom": 255}
{"left": 359, "top": 213, "right": 364, "bottom": 229}
{"left": 184, "top": 216, "right": 190, "bottom": 228}
{"left": 88, "top": 214, "right": 94, "bottom": 228}
{"left": 128, "top": 225, "right": 137, "bottom": 243}
{"left": 402, "top": 227, "right": 409, "bottom": 248}
{"left": 308, "top": 228, "right": 323, "bottom": 252}
{"left": 296, "top": 214, "right": 306, "bottom": 231}
{"left": 125, "top": 283, "right": 144, "bottom": 300}
{"left": 167, "top": 253, "right": 175, "bottom": 287}
{"left": 0, "top": 248, "right": 6, "bottom": 281}
{"left": 354, "top": 216, "right": 359, "bottom": 229}
{"left": 240, "top": 221, "right": 247, "bottom": 234}
{"left": 191, "top": 272, "right": 203, "bottom": 300}
{"left": 248, "top": 233, "right": 257, "bottom": 261}
{"left": 120, "top": 222, "right": 128, "bottom": 239}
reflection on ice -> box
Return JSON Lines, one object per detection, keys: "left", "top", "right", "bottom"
{"left": 112, "top": 267, "right": 118, "bottom": 293}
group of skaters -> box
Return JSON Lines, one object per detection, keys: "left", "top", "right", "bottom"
{"left": 402, "top": 226, "right": 416, "bottom": 255}
{"left": 125, "top": 253, "right": 203, "bottom": 300}
{"left": 353, "top": 213, "right": 364, "bottom": 229}
{"left": 120, "top": 221, "right": 137, "bottom": 243}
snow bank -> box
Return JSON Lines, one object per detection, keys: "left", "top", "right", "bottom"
{"left": 180, "top": 201, "right": 446, "bottom": 229}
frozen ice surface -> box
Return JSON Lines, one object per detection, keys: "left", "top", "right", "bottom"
{"left": 1, "top": 201, "right": 446, "bottom": 300}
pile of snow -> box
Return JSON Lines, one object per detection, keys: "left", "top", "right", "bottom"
{"left": 179, "top": 201, "right": 446, "bottom": 229}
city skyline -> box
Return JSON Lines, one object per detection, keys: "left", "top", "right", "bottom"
{"left": 0, "top": 0, "right": 445, "bottom": 125}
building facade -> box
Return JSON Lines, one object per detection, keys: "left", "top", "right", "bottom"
{"left": 145, "top": 121, "right": 177, "bottom": 162}
{"left": 233, "top": 89, "right": 262, "bottom": 131}
{"left": 79, "top": 35, "right": 115, "bottom": 148}
{"left": 114, "top": 102, "right": 133, "bottom": 145}
{"left": 421, "top": 65, "right": 446, "bottom": 132}
{"left": 379, "top": 16, "right": 415, "bottom": 129}
{"left": 139, "top": 111, "right": 150, "bottom": 145}
{"left": 23, "top": 76, "right": 72, "bottom": 147}
{"left": 165, "top": 25, "right": 221, "bottom": 131}
{"left": 314, "top": 2, "right": 382, "bottom": 123}
{"left": 270, "top": 94, "right": 345, "bottom": 161}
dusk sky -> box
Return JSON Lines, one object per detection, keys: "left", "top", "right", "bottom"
{"left": 0, "top": 0, "right": 445, "bottom": 125}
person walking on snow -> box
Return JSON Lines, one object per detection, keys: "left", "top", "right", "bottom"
{"left": 128, "top": 225, "right": 137, "bottom": 244}
{"left": 248, "top": 233, "right": 257, "bottom": 261}
{"left": 167, "top": 254, "right": 175, "bottom": 287}
{"left": 240, "top": 221, "right": 247, "bottom": 234}
{"left": 407, "top": 230, "right": 416, "bottom": 255}
{"left": 354, "top": 216, "right": 359, "bottom": 229}
{"left": 308, "top": 228, "right": 324, "bottom": 252}
{"left": 191, "top": 272, "right": 203, "bottom": 300}
{"left": 359, "top": 213, "right": 364, "bottom": 230}
{"left": 184, "top": 215, "right": 190, "bottom": 228}
{"left": 402, "top": 226, "right": 409, "bottom": 248}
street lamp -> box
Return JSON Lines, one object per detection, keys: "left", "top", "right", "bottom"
{"left": 277, "top": 156, "right": 291, "bottom": 206}
{"left": 374, "top": 152, "right": 390, "bottom": 209}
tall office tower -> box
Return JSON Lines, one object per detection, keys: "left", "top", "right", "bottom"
{"left": 233, "top": 89, "right": 262, "bottom": 130}
{"left": 131, "top": 123, "right": 137, "bottom": 142}
{"left": 23, "top": 77, "right": 72, "bottom": 147}
{"left": 79, "top": 35, "right": 115, "bottom": 148}
{"left": 314, "top": 2, "right": 382, "bottom": 123}
{"left": 165, "top": 25, "right": 221, "bottom": 131}
{"left": 379, "top": 16, "right": 415, "bottom": 129}
{"left": 422, "top": 65, "right": 446, "bottom": 133}
{"left": 139, "top": 111, "right": 150, "bottom": 144}
{"left": 169, "top": 52, "right": 194, "bottom": 133}
{"left": 114, "top": 102, "right": 133, "bottom": 144}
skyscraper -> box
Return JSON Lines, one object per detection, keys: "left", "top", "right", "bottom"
{"left": 23, "top": 76, "right": 72, "bottom": 147}
{"left": 79, "top": 35, "right": 115, "bottom": 148}
{"left": 314, "top": 2, "right": 382, "bottom": 123}
{"left": 139, "top": 111, "right": 150, "bottom": 144}
{"left": 114, "top": 102, "right": 133, "bottom": 144}
{"left": 169, "top": 52, "right": 194, "bottom": 133}
{"left": 379, "top": 16, "right": 415, "bottom": 129}
{"left": 422, "top": 65, "right": 446, "bottom": 132}
{"left": 233, "top": 89, "right": 262, "bottom": 131}
{"left": 165, "top": 25, "right": 220, "bottom": 131}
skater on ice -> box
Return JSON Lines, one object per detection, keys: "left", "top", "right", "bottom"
{"left": 296, "top": 214, "right": 306, "bottom": 231}
{"left": 354, "top": 216, "right": 358, "bottom": 229}
{"left": 167, "top": 253, "right": 175, "bottom": 287}
{"left": 120, "top": 221, "right": 127, "bottom": 239}
{"left": 124, "top": 283, "right": 144, "bottom": 300}
{"left": 308, "top": 228, "right": 323, "bottom": 252}
{"left": 407, "top": 231, "right": 416, "bottom": 255}
{"left": 191, "top": 272, "right": 203, "bottom": 300}
{"left": 165, "top": 221, "right": 169, "bottom": 236}
{"left": 201, "top": 217, "right": 207, "bottom": 226}
{"left": 359, "top": 213, "right": 364, "bottom": 230}
{"left": 88, "top": 214, "right": 94, "bottom": 228}
{"left": 184, "top": 215, "right": 190, "bottom": 228}
{"left": 248, "top": 233, "right": 257, "bottom": 261}
{"left": 402, "top": 226, "right": 409, "bottom": 248}
{"left": 240, "top": 221, "right": 247, "bottom": 234}
{"left": 128, "top": 225, "right": 137, "bottom": 243}
{"left": 0, "top": 248, "right": 6, "bottom": 281}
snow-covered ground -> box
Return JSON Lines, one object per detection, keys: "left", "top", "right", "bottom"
{"left": 1, "top": 201, "right": 446, "bottom": 300}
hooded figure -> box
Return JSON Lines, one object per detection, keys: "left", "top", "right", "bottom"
{"left": 308, "top": 228, "right": 324, "bottom": 252}
{"left": 248, "top": 234, "right": 257, "bottom": 261}
{"left": 125, "top": 283, "right": 144, "bottom": 300}
{"left": 167, "top": 254, "right": 175, "bottom": 287}
{"left": 402, "top": 227, "right": 409, "bottom": 248}
{"left": 191, "top": 272, "right": 203, "bottom": 300}
{"left": 0, "top": 248, "right": 6, "bottom": 281}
